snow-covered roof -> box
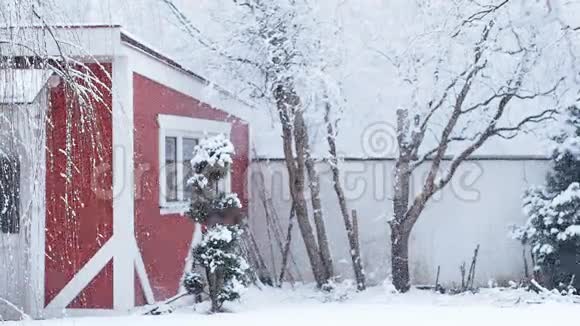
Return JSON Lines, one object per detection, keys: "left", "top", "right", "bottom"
{"left": 0, "top": 70, "right": 51, "bottom": 104}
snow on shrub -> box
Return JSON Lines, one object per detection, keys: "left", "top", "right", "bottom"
{"left": 184, "top": 134, "right": 247, "bottom": 312}
{"left": 513, "top": 106, "right": 580, "bottom": 289}
{"left": 190, "top": 133, "right": 234, "bottom": 183}
{"left": 186, "top": 134, "right": 241, "bottom": 224}
{"left": 515, "top": 183, "right": 580, "bottom": 266}
{"left": 186, "top": 225, "right": 249, "bottom": 311}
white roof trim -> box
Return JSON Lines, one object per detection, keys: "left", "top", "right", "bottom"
{"left": 157, "top": 114, "right": 231, "bottom": 136}
{"left": 0, "top": 69, "right": 52, "bottom": 104}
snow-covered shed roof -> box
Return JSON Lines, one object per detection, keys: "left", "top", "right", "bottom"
{"left": 0, "top": 70, "right": 52, "bottom": 104}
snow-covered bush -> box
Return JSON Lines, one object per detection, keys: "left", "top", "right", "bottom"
{"left": 184, "top": 134, "right": 247, "bottom": 312}
{"left": 186, "top": 134, "right": 242, "bottom": 225}
{"left": 514, "top": 106, "right": 580, "bottom": 289}
{"left": 187, "top": 225, "right": 249, "bottom": 312}
{"left": 183, "top": 271, "right": 204, "bottom": 296}
{"left": 190, "top": 134, "right": 234, "bottom": 185}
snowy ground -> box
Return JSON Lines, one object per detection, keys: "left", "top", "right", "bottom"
{"left": 6, "top": 283, "right": 580, "bottom": 325}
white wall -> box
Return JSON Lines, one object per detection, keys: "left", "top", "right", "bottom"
{"left": 0, "top": 91, "right": 46, "bottom": 320}
{"left": 249, "top": 159, "right": 549, "bottom": 288}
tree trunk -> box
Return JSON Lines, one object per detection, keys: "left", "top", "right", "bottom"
{"left": 291, "top": 190, "right": 327, "bottom": 287}
{"left": 390, "top": 226, "right": 411, "bottom": 293}
{"left": 274, "top": 84, "right": 328, "bottom": 287}
{"left": 390, "top": 156, "right": 427, "bottom": 293}
{"left": 390, "top": 155, "right": 429, "bottom": 293}
{"left": 392, "top": 154, "right": 411, "bottom": 227}
{"left": 304, "top": 152, "right": 334, "bottom": 280}
{"left": 349, "top": 210, "right": 366, "bottom": 290}
{"left": 391, "top": 149, "right": 412, "bottom": 292}
{"left": 207, "top": 267, "right": 222, "bottom": 313}
{"left": 279, "top": 205, "right": 295, "bottom": 284}
{"left": 324, "top": 103, "right": 365, "bottom": 290}
{"left": 295, "top": 111, "right": 334, "bottom": 280}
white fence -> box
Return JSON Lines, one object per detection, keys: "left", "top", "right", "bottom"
{"left": 248, "top": 158, "right": 549, "bottom": 287}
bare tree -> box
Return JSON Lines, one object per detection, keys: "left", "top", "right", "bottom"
{"left": 375, "top": 1, "right": 577, "bottom": 292}
{"left": 275, "top": 84, "right": 333, "bottom": 285}
{"left": 163, "top": 0, "right": 338, "bottom": 286}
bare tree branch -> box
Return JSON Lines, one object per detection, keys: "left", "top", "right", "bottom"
{"left": 404, "top": 21, "right": 504, "bottom": 228}
{"left": 159, "top": 0, "right": 263, "bottom": 69}
{"left": 454, "top": 0, "right": 510, "bottom": 33}
{"left": 493, "top": 108, "right": 556, "bottom": 139}
{"left": 410, "top": 136, "right": 476, "bottom": 170}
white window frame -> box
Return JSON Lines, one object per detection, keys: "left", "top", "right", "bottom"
{"left": 158, "top": 114, "right": 232, "bottom": 215}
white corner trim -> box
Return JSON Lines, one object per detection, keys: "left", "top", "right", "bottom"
{"left": 112, "top": 55, "right": 136, "bottom": 310}
{"left": 45, "top": 239, "right": 115, "bottom": 310}
{"left": 27, "top": 90, "right": 48, "bottom": 318}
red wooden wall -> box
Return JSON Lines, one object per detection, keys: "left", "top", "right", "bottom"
{"left": 45, "top": 63, "right": 114, "bottom": 309}
{"left": 133, "top": 73, "right": 249, "bottom": 303}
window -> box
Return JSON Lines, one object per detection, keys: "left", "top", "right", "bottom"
{"left": 164, "top": 136, "right": 178, "bottom": 202}
{"left": 0, "top": 155, "right": 19, "bottom": 234}
{"left": 163, "top": 135, "right": 199, "bottom": 204}
{"left": 158, "top": 114, "right": 231, "bottom": 215}
{"left": 182, "top": 137, "right": 199, "bottom": 200}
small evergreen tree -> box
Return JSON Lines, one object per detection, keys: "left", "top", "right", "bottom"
{"left": 183, "top": 134, "right": 248, "bottom": 312}
{"left": 514, "top": 106, "right": 580, "bottom": 290}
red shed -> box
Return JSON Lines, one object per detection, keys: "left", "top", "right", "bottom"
{"left": 0, "top": 26, "right": 250, "bottom": 319}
